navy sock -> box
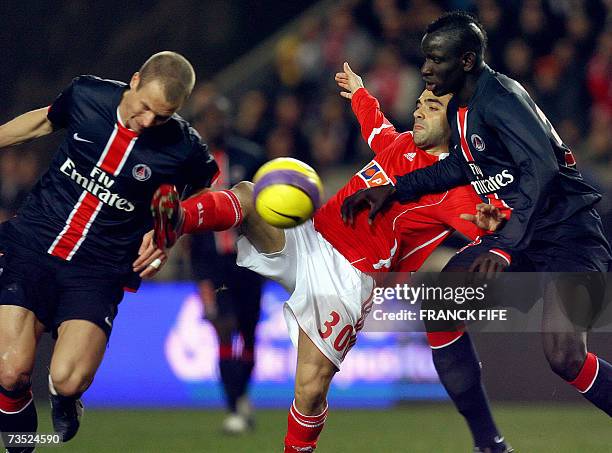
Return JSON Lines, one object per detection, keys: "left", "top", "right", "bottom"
{"left": 586, "top": 358, "right": 612, "bottom": 416}
{"left": 237, "top": 347, "right": 255, "bottom": 399}
{"left": 0, "top": 385, "right": 37, "bottom": 453}
{"left": 219, "top": 358, "right": 242, "bottom": 412}
{"left": 431, "top": 333, "right": 505, "bottom": 449}
{"left": 237, "top": 359, "right": 255, "bottom": 399}
{"left": 570, "top": 353, "right": 612, "bottom": 416}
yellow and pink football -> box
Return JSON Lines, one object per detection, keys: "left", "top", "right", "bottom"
{"left": 253, "top": 157, "right": 324, "bottom": 228}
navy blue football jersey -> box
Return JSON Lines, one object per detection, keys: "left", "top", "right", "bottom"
{"left": 3, "top": 75, "right": 218, "bottom": 273}
{"left": 394, "top": 64, "right": 601, "bottom": 255}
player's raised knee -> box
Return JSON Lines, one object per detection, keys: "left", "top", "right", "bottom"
{"left": 50, "top": 366, "right": 94, "bottom": 397}
{"left": 231, "top": 181, "right": 255, "bottom": 215}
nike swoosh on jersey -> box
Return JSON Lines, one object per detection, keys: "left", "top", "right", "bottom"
{"left": 104, "top": 316, "right": 113, "bottom": 328}
{"left": 73, "top": 132, "right": 94, "bottom": 143}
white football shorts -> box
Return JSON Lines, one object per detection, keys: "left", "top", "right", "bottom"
{"left": 236, "top": 220, "right": 375, "bottom": 369}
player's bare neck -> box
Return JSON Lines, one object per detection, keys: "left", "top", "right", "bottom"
{"left": 456, "top": 65, "right": 484, "bottom": 106}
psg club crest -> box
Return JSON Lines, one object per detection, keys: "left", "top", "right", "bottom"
{"left": 357, "top": 160, "right": 392, "bottom": 188}
{"left": 132, "top": 164, "right": 152, "bottom": 181}
{"left": 470, "top": 134, "right": 486, "bottom": 152}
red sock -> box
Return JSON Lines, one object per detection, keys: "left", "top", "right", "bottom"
{"left": 0, "top": 387, "right": 33, "bottom": 414}
{"left": 426, "top": 330, "right": 464, "bottom": 349}
{"left": 284, "top": 400, "right": 328, "bottom": 453}
{"left": 219, "top": 343, "right": 233, "bottom": 360}
{"left": 181, "top": 190, "right": 243, "bottom": 233}
{"left": 569, "top": 352, "right": 599, "bottom": 393}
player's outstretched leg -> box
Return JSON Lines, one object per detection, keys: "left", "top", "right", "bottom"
{"left": 0, "top": 306, "right": 44, "bottom": 453}
{"left": 542, "top": 278, "right": 612, "bottom": 416}
{"left": 284, "top": 329, "right": 335, "bottom": 453}
{"left": 151, "top": 184, "right": 244, "bottom": 249}
{"left": 428, "top": 331, "right": 512, "bottom": 453}
{"left": 49, "top": 320, "right": 107, "bottom": 442}
{"left": 152, "top": 181, "right": 285, "bottom": 254}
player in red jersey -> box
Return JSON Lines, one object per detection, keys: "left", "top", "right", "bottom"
{"left": 151, "top": 63, "right": 507, "bottom": 452}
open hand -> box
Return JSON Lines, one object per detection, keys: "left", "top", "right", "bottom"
{"left": 460, "top": 203, "right": 507, "bottom": 232}
{"left": 341, "top": 184, "right": 396, "bottom": 226}
{"left": 335, "top": 62, "right": 364, "bottom": 100}
{"left": 133, "top": 230, "right": 168, "bottom": 278}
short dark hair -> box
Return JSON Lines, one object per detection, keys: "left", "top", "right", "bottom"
{"left": 426, "top": 11, "right": 488, "bottom": 62}
{"left": 138, "top": 51, "right": 196, "bottom": 105}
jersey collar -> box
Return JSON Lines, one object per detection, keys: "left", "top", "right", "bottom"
{"left": 467, "top": 64, "right": 494, "bottom": 109}
{"left": 116, "top": 108, "right": 140, "bottom": 136}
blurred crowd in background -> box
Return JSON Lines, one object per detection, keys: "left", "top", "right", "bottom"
{"left": 1, "top": 0, "right": 611, "bottom": 262}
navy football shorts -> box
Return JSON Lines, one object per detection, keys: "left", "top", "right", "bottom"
{"left": 0, "top": 240, "right": 126, "bottom": 339}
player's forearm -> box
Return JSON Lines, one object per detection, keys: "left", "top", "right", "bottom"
{"left": 351, "top": 88, "right": 397, "bottom": 153}
{"left": 394, "top": 152, "right": 468, "bottom": 201}
{"left": 0, "top": 107, "right": 54, "bottom": 149}
{"left": 395, "top": 172, "right": 456, "bottom": 202}
{"left": 351, "top": 88, "right": 380, "bottom": 136}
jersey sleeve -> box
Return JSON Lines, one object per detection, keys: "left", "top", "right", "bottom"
{"left": 394, "top": 149, "right": 470, "bottom": 202}
{"left": 351, "top": 88, "right": 405, "bottom": 154}
{"left": 47, "top": 77, "right": 80, "bottom": 128}
{"left": 480, "top": 93, "right": 558, "bottom": 253}
{"left": 181, "top": 131, "right": 220, "bottom": 197}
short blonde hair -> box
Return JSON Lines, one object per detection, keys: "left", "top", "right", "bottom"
{"left": 138, "top": 51, "right": 196, "bottom": 105}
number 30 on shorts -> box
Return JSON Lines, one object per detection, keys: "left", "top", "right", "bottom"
{"left": 318, "top": 310, "right": 355, "bottom": 352}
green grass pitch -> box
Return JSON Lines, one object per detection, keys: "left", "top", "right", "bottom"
{"left": 34, "top": 404, "right": 612, "bottom": 452}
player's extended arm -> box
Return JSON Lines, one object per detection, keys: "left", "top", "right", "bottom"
{"left": 394, "top": 150, "right": 469, "bottom": 201}
{"left": 0, "top": 107, "right": 55, "bottom": 149}
{"left": 341, "top": 150, "right": 469, "bottom": 225}
{"left": 480, "top": 93, "right": 558, "bottom": 252}
{"left": 335, "top": 62, "right": 400, "bottom": 154}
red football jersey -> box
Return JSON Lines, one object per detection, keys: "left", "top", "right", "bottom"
{"left": 313, "top": 88, "right": 485, "bottom": 273}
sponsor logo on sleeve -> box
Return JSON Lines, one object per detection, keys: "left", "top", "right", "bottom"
{"left": 357, "top": 160, "right": 393, "bottom": 188}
